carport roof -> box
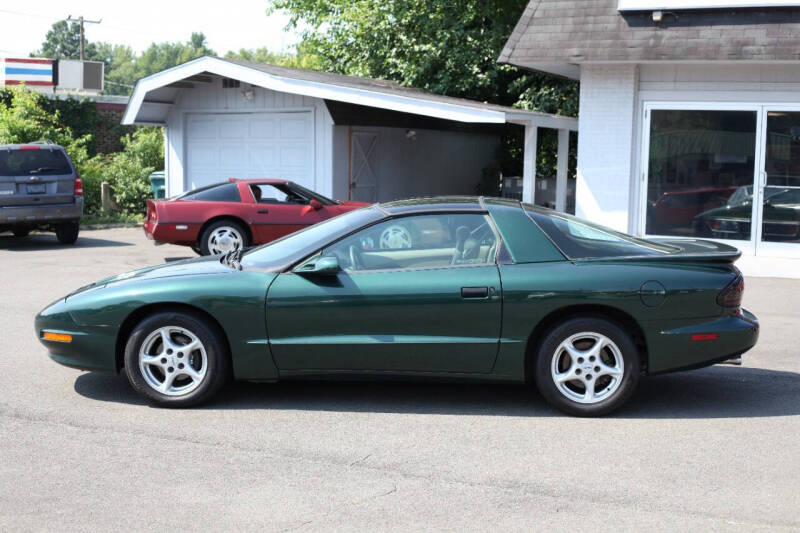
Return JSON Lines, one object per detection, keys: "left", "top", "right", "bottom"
{"left": 122, "top": 56, "right": 577, "bottom": 130}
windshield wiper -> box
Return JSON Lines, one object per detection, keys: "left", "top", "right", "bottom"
{"left": 28, "top": 167, "right": 61, "bottom": 174}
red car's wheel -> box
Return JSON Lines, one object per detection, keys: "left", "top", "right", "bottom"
{"left": 199, "top": 220, "right": 249, "bottom": 256}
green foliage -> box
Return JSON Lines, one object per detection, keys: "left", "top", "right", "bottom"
{"left": 0, "top": 85, "right": 91, "bottom": 167}
{"left": 103, "top": 155, "right": 154, "bottom": 215}
{"left": 225, "top": 42, "right": 323, "bottom": 70}
{"left": 78, "top": 157, "right": 105, "bottom": 215}
{"left": 32, "top": 20, "right": 87, "bottom": 59}
{"left": 269, "top": 0, "right": 578, "bottom": 179}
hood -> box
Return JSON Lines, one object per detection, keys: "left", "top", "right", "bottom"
{"left": 66, "top": 255, "right": 233, "bottom": 299}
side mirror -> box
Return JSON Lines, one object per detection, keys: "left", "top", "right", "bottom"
{"left": 309, "top": 198, "right": 323, "bottom": 210}
{"left": 295, "top": 255, "right": 340, "bottom": 276}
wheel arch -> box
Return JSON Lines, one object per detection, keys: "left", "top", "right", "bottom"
{"left": 524, "top": 304, "right": 649, "bottom": 382}
{"left": 115, "top": 302, "right": 232, "bottom": 373}
{"left": 198, "top": 215, "right": 253, "bottom": 246}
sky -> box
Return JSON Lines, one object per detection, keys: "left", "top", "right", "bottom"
{"left": 0, "top": 0, "right": 301, "bottom": 58}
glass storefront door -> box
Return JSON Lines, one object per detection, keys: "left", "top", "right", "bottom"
{"left": 758, "top": 111, "right": 800, "bottom": 256}
{"left": 642, "top": 104, "right": 800, "bottom": 258}
{"left": 644, "top": 109, "right": 757, "bottom": 243}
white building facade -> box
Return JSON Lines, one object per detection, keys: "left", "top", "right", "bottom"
{"left": 501, "top": 0, "right": 800, "bottom": 277}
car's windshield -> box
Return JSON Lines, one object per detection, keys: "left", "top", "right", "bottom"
{"left": 241, "top": 206, "right": 383, "bottom": 271}
{"left": 525, "top": 205, "right": 678, "bottom": 259}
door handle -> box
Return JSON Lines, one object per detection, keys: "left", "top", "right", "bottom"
{"left": 461, "top": 286, "right": 489, "bottom": 299}
{"left": 257, "top": 209, "right": 269, "bottom": 214}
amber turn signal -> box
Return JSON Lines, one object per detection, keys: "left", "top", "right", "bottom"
{"left": 42, "top": 331, "right": 72, "bottom": 343}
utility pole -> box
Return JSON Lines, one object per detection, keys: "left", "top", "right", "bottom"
{"left": 66, "top": 15, "right": 102, "bottom": 61}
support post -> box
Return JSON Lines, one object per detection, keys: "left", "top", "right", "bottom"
{"left": 522, "top": 123, "right": 537, "bottom": 205}
{"left": 555, "top": 128, "right": 569, "bottom": 212}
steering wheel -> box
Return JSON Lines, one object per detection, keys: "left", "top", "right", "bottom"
{"left": 348, "top": 245, "right": 363, "bottom": 270}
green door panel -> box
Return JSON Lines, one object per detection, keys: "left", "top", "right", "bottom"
{"left": 266, "top": 266, "right": 502, "bottom": 373}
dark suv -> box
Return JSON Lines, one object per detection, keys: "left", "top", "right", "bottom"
{"left": 0, "top": 143, "right": 82, "bottom": 244}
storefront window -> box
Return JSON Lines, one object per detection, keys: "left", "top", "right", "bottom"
{"left": 762, "top": 112, "right": 800, "bottom": 243}
{"left": 646, "top": 110, "right": 756, "bottom": 240}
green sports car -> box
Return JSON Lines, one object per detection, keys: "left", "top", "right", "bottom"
{"left": 36, "top": 197, "right": 758, "bottom": 416}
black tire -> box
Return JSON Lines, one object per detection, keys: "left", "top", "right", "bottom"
{"left": 55, "top": 221, "right": 79, "bottom": 244}
{"left": 190, "top": 244, "right": 203, "bottom": 256}
{"left": 12, "top": 227, "right": 30, "bottom": 238}
{"left": 533, "top": 317, "right": 640, "bottom": 417}
{"left": 124, "top": 311, "right": 230, "bottom": 407}
{"left": 198, "top": 219, "right": 249, "bottom": 256}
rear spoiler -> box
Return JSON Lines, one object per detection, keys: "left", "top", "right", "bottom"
{"left": 600, "top": 239, "right": 742, "bottom": 265}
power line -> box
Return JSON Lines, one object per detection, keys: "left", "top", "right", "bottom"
{"left": 66, "top": 15, "right": 102, "bottom": 61}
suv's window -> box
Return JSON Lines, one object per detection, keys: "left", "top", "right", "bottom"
{"left": 181, "top": 182, "right": 241, "bottom": 202}
{"left": 321, "top": 213, "right": 498, "bottom": 272}
{"left": 0, "top": 149, "right": 72, "bottom": 176}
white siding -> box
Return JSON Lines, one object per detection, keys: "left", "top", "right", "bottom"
{"left": 575, "top": 64, "right": 639, "bottom": 233}
{"left": 164, "top": 78, "right": 335, "bottom": 198}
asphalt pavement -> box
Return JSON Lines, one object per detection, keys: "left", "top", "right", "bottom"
{"left": 1, "top": 228, "right": 799, "bottom": 531}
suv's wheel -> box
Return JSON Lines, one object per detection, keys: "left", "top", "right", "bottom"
{"left": 55, "top": 221, "right": 79, "bottom": 244}
{"left": 124, "top": 311, "right": 230, "bottom": 407}
{"left": 12, "top": 227, "right": 30, "bottom": 238}
{"left": 199, "top": 220, "right": 248, "bottom": 256}
{"left": 534, "top": 317, "right": 640, "bottom": 417}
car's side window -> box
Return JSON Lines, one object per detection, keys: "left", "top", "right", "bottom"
{"left": 321, "top": 213, "right": 498, "bottom": 272}
{"left": 251, "top": 184, "right": 309, "bottom": 205}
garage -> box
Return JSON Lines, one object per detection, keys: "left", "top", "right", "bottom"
{"left": 123, "top": 57, "right": 577, "bottom": 203}
{"left": 185, "top": 111, "right": 313, "bottom": 190}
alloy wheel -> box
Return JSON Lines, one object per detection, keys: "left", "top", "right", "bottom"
{"left": 550, "top": 331, "right": 624, "bottom": 404}
{"left": 139, "top": 326, "right": 208, "bottom": 396}
{"left": 207, "top": 226, "right": 243, "bottom": 255}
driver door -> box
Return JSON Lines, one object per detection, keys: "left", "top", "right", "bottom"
{"left": 247, "top": 183, "right": 327, "bottom": 243}
{"left": 266, "top": 212, "right": 502, "bottom": 374}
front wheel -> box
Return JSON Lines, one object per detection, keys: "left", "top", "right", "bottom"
{"left": 12, "top": 227, "right": 30, "bottom": 238}
{"left": 124, "top": 311, "right": 230, "bottom": 407}
{"left": 55, "top": 221, "right": 79, "bottom": 244}
{"left": 534, "top": 317, "right": 640, "bottom": 416}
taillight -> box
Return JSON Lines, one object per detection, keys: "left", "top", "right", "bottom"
{"left": 74, "top": 175, "right": 83, "bottom": 196}
{"left": 717, "top": 275, "right": 744, "bottom": 308}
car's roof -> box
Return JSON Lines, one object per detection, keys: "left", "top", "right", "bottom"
{"left": 379, "top": 196, "right": 521, "bottom": 215}
{"left": 0, "top": 143, "right": 65, "bottom": 150}
{"left": 228, "top": 178, "right": 290, "bottom": 185}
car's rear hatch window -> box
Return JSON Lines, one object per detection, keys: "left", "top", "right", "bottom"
{"left": 0, "top": 148, "right": 76, "bottom": 206}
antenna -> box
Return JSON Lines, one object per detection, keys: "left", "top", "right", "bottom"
{"left": 66, "top": 15, "right": 102, "bottom": 61}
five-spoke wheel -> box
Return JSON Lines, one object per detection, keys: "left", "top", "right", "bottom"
{"left": 125, "top": 311, "right": 229, "bottom": 407}
{"left": 535, "top": 317, "right": 639, "bottom": 416}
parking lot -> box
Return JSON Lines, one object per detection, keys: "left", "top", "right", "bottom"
{"left": 1, "top": 227, "right": 799, "bottom": 531}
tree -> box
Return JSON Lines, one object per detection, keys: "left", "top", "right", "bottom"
{"left": 268, "top": 0, "right": 578, "bottom": 178}
{"left": 225, "top": 42, "right": 322, "bottom": 70}
{"left": 33, "top": 20, "right": 83, "bottom": 59}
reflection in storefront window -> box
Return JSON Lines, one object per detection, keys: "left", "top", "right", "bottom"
{"left": 646, "top": 110, "right": 756, "bottom": 240}
{"left": 762, "top": 112, "right": 800, "bottom": 243}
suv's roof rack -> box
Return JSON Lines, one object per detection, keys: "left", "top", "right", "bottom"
{"left": 30, "top": 140, "right": 55, "bottom": 145}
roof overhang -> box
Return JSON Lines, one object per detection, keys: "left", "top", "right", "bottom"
{"left": 123, "top": 57, "right": 577, "bottom": 131}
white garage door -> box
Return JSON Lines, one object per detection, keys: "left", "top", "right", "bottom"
{"left": 185, "top": 112, "right": 314, "bottom": 191}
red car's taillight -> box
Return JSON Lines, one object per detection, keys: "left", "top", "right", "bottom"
{"left": 74, "top": 175, "right": 83, "bottom": 196}
{"left": 717, "top": 275, "right": 744, "bottom": 308}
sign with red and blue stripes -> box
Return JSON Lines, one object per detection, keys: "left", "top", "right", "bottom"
{"left": 2, "top": 58, "right": 54, "bottom": 86}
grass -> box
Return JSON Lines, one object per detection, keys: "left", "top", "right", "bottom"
{"left": 81, "top": 212, "right": 145, "bottom": 227}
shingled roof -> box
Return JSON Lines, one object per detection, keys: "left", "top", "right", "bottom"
{"left": 500, "top": 0, "right": 800, "bottom": 79}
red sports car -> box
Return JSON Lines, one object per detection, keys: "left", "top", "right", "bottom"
{"left": 144, "top": 178, "right": 369, "bottom": 255}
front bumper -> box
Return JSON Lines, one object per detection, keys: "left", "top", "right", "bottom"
{"left": 35, "top": 297, "right": 118, "bottom": 373}
{"left": 646, "top": 308, "right": 759, "bottom": 374}
{"left": 1, "top": 198, "right": 83, "bottom": 224}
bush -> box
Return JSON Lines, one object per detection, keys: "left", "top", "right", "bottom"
{"left": 78, "top": 157, "right": 106, "bottom": 215}
{"left": 105, "top": 155, "right": 154, "bottom": 215}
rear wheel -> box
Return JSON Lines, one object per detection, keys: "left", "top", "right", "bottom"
{"left": 124, "top": 311, "right": 229, "bottom": 407}
{"left": 12, "top": 227, "right": 30, "bottom": 238}
{"left": 55, "top": 221, "right": 79, "bottom": 244}
{"left": 199, "top": 220, "right": 248, "bottom": 256}
{"left": 534, "top": 317, "right": 640, "bottom": 416}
